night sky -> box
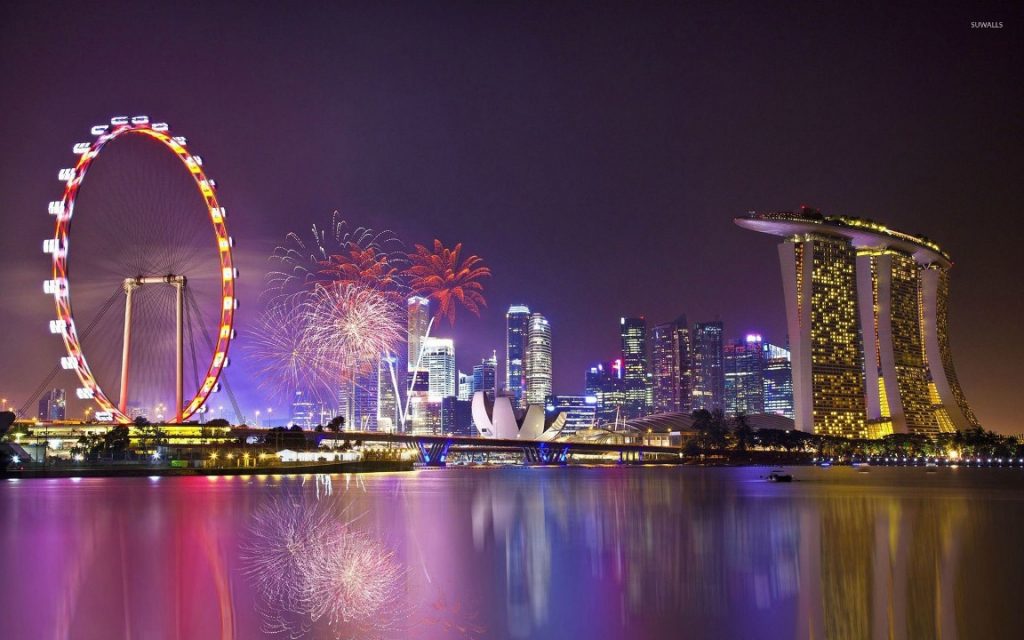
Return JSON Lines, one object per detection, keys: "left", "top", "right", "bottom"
{"left": 1, "top": 1, "right": 1021, "bottom": 432}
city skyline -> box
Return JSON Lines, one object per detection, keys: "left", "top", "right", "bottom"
{"left": 3, "top": 5, "right": 1023, "bottom": 640}
{"left": 0, "top": 2, "right": 1020, "bottom": 433}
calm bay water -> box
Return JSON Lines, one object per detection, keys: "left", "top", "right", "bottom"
{"left": 2, "top": 466, "right": 1023, "bottom": 639}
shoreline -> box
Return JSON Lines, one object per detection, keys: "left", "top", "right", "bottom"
{"left": 1, "top": 459, "right": 414, "bottom": 480}
{"left": 4, "top": 458, "right": 1021, "bottom": 480}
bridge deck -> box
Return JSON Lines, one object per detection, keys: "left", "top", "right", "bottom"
{"left": 233, "top": 428, "right": 681, "bottom": 456}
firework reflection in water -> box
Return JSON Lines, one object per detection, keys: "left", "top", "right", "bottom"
{"left": 242, "top": 494, "right": 407, "bottom": 637}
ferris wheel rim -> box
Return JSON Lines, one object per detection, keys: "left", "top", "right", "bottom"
{"left": 47, "top": 116, "right": 237, "bottom": 424}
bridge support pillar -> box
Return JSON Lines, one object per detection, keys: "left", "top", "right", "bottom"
{"left": 416, "top": 440, "right": 452, "bottom": 467}
{"left": 523, "top": 443, "right": 570, "bottom": 465}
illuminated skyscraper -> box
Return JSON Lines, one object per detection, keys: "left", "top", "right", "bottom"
{"left": 506, "top": 305, "right": 531, "bottom": 408}
{"left": 525, "top": 312, "right": 552, "bottom": 406}
{"left": 38, "top": 388, "right": 66, "bottom": 421}
{"left": 920, "top": 265, "right": 978, "bottom": 430}
{"left": 724, "top": 334, "right": 764, "bottom": 416}
{"left": 349, "top": 366, "right": 378, "bottom": 430}
{"left": 586, "top": 359, "right": 624, "bottom": 424}
{"left": 472, "top": 352, "right": 498, "bottom": 401}
{"left": 857, "top": 249, "right": 936, "bottom": 434}
{"left": 290, "top": 390, "right": 314, "bottom": 429}
{"left": 547, "top": 395, "right": 598, "bottom": 434}
{"left": 442, "top": 395, "right": 473, "bottom": 436}
{"left": 422, "top": 337, "right": 456, "bottom": 401}
{"left": 782, "top": 231, "right": 865, "bottom": 436}
{"left": 408, "top": 336, "right": 453, "bottom": 436}
{"left": 651, "top": 316, "right": 691, "bottom": 414}
{"left": 377, "top": 355, "right": 402, "bottom": 431}
{"left": 762, "top": 342, "right": 794, "bottom": 419}
{"left": 692, "top": 321, "right": 724, "bottom": 412}
{"left": 457, "top": 371, "right": 472, "bottom": 401}
{"left": 736, "top": 207, "right": 977, "bottom": 436}
{"left": 407, "top": 296, "right": 431, "bottom": 372}
{"left": 620, "top": 317, "right": 651, "bottom": 418}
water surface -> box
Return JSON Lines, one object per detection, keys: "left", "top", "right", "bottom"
{"left": 2, "top": 466, "right": 1022, "bottom": 639}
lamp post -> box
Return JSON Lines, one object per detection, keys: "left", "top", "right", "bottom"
{"left": 255, "top": 410, "right": 261, "bottom": 427}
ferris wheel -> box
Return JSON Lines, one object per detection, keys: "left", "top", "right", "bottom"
{"left": 44, "top": 116, "right": 238, "bottom": 424}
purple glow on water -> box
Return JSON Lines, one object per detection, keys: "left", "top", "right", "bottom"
{"left": 2, "top": 467, "right": 1024, "bottom": 639}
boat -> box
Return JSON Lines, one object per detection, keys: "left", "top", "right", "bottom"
{"left": 767, "top": 470, "right": 793, "bottom": 482}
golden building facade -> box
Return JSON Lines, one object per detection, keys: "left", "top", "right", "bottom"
{"left": 779, "top": 234, "right": 867, "bottom": 436}
{"left": 737, "top": 208, "right": 978, "bottom": 436}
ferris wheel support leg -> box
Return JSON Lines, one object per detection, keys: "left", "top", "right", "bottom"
{"left": 118, "top": 282, "right": 135, "bottom": 414}
{"left": 175, "top": 281, "right": 184, "bottom": 424}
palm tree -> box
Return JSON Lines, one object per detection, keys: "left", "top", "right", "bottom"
{"left": 733, "top": 413, "right": 753, "bottom": 453}
{"left": 400, "top": 240, "right": 491, "bottom": 426}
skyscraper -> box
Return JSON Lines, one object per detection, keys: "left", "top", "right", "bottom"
{"left": 422, "top": 337, "right": 456, "bottom": 401}
{"left": 349, "top": 366, "right": 378, "bottom": 430}
{"left": 692, "top": 321, "right": 724, "bottom": 413}
{"left": 651, "top": 316, "right": 691, "bottom": 414}
{"left": 457, "top": 371, "right": 472, "bottom": 401}
{"left": 37, "top": 388, "right": 66, "bottom": 421}
{"left": 525, "top": 312, "right": 552, "bottom": 406}
{"left": 472, "top": 352, "right": 498, "bottom": 401}
{"left": 762, "top": 342, "right": 794, "bottom": 419}
{"left": 736, "top": 207, "right": 977, "bottom": 437}
{"left": 724, "top": 334, "right": 764, "bottom": 416}
{"left": 442, "top": 396, "right": 474, "bottom": 436}
{"left": 920, "top": 265, "right": 978, "bottom": 430}
{"left": 407, "top": 296, "right": 431, "bottom": 371}
{"left": 619, "top": 317, "right": 651, "bottom": 418}
{"left": 586, "top": 359, "right": 624, "bottom": 424}
{"left": 377, "top": 355, "right": 401, "bottom": 431}
{"left": 546, "top": 395, "right": 598, "bottom": 434}
{"left": 506, "top": 305, "right": 531, "bottom": 408}
{"left": 858, "top": 250, "right": 941, "bottom": 434}
{"left": 290, "top": 390, "right": 314, "bottom": 429}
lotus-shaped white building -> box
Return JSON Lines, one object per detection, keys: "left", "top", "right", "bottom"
{"left": 472, "top": 392, "right": 565, "bottom": 441}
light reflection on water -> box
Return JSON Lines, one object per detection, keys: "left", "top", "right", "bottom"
{"left": 1, "top": 466, "right": 1023, "bottom": 639}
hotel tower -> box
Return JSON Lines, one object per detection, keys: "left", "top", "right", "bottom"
{"left": 736, "top": 207, "right": 978, "bottom": 437}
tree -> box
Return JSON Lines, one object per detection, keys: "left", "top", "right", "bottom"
{"left": 326, "top": 415, "right": 345, "bottom": 432}
{"left": 206, "top": 418, "right": 230, "bottom": 427}
{"left": 100, "top": 425, "right": 131, "bottom": 458}
{"left": 133, "top": 415, "right": 150, "bottom": 427}
{"left": 0, "top": 411, "right": 15, "bottom": 437}
{"left": 264, "top": 426, "right": 309, "bottom": 450}
{"left": 137, "top": 423, "right": 166, "bottom": 456}
{"left": 732, "top": 414, "right": 753, "bottom": 453}
{"left": 689, "top": 409, "right": 728, "bottom": 455}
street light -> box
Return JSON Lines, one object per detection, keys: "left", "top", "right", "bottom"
{"left": 255, "top": 410, "right": 261, "bottom": 427}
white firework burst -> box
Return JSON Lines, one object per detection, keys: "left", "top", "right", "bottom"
{"left": 302, "top": 283, "right": 405, "bottom": 374}
{"left": 265, "top": 211, "right": 408, "bottom": 301}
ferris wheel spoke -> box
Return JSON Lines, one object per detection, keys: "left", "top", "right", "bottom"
{"left": 20, "top": 284, "right": 124, "bottom": 417}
